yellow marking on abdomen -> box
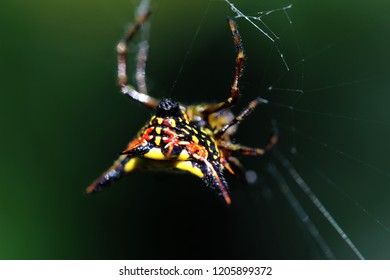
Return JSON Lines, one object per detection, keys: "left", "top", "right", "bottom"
{"left": 155, "top": 127, "right": 162, "bottom": 134}
{"left": 174, "top": 161, "right": 204, "bottom": 178}
{"left": 154, "top": 136, "right": 161, "bottom": 146}
{"left": 177, "top": 150, "right": 190, "bottom": 160}
{"left": 191, "top": 135, "right": 199, "bottom": 144}
{"left": 186, "top": 125, "right": 198, "bottom": 134}
{"left": 169, "top": 119, "right": 176, "bottom": 127}
{"left": 143, "top": 147, "right": 166, "bottom": 160}
{"left": 124, "top": 158, "right": 139, "bottom": 173}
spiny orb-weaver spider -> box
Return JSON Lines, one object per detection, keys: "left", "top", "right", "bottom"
{"left": 86, "top": 5, "right": 277, "bottom": 205}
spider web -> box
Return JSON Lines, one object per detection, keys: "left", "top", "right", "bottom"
{"left": 216, "top": 0, "right": 390, "bottom": 259}
{"left": 101, "top": 0, "right": 390, "bottom": 260}
{"left": 5, "top": 0, "right": 390, "bottom": 261}
{"left": 153, "top": 0, "right": 390, "bottom": 259}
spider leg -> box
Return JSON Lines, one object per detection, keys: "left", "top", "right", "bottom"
{"left": 202, "top": 18, "right": 245, "bottom": 115}
{"left": 214, "top": 97, "right": 267, "bottom": 138}
{"left": 226, "top": 156, "right": 249, "bottom": 185}
{"left": 136, "top": 40, "right": 149, "bottom": 94}
{"left": 117, "top": 5, "right": 158, "bottom": 109}
{"left": 221, "top": 132, "right": 278, "bottom": 156}
{"left": 220, "top": 156, "right": 235, "bottom": 175}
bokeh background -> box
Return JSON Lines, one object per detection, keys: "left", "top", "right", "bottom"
{"left": 1, "top": 0, "right": 390, "bottom": 259}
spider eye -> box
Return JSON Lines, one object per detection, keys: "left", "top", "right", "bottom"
{"left": 156, "top": 98, "right": 182, "bottom": 117}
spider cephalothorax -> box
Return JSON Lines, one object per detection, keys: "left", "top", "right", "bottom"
{"left": 86, "top": 4, "right": 277, "bottom": 205}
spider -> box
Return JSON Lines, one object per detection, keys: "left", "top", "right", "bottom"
{"left": 86, "top": 5, "right": 277, "bottom": 205}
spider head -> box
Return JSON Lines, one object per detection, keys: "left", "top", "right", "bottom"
{"left": 156, "top": 98, "right": 182, "bottom": 118}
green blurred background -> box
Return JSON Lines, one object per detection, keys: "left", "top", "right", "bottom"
{"left": 1, "top": 0, "right": 390, "bottom": 259}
